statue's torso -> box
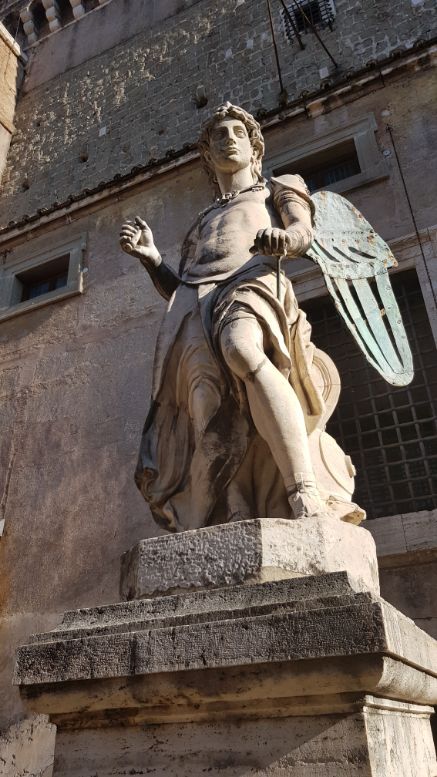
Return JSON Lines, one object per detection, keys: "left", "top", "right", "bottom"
{"left": 181, "top": 185, "right": 281, "bottom": 283}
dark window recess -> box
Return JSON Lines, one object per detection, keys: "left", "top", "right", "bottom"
{"left": 274, "top": 139, "right": 361, "bottom": 193}
{"left": 282, "top": 0, "right": 335, "bottom": 40}
{"left": 83, "top": 0, "right": 100, "bottom": 11}
{"left": 301, "top": 269, "right": 437, "bottom": 519}
{"left": 56, "top": 0, "right": 74, "bottom": 25}
{"left": 18, "top": 254, "right": 69, "bottom": 302}
{"left": 31, "top": 2, "right": 49, "bottom": 36}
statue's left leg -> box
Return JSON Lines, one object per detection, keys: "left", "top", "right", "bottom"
{"left": 180, "top": 315, "right": 223, "bottom": 444}
{"left": 220, "top": 316, "right": 325, "bottom": 518}
{"left": 189, "top": 378, "right": 222, "bottom": 444}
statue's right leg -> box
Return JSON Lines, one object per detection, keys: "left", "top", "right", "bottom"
{"left": 220, "top": 316, "right": 326, "bottom": 519}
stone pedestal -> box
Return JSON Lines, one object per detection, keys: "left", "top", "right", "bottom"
{"left": 15, "top": 519, "right": 437, "bottom": 776}
{"left": 120, "top": 517, "right": 380, "bottom": 598}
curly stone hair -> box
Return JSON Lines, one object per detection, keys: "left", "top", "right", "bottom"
{"left": 198, "top": 102, "right": 265, "bottom": 194}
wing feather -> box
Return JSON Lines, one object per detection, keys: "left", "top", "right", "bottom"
{"left": 331, "top": 277, "right": 392, "bottom": 374}
{"left": 375, "top": 271, "right": 414, "bottom": 382}
{"left": 352, "top": 278, "right": 403, "bottom": 375}
{"left": 305, "top": 190, "right": 414, "bottom": 386}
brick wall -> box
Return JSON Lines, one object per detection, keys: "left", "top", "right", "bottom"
{"left": 0, "top": 0, "right": 436, "bottom": 228}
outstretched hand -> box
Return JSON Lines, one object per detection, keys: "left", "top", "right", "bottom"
{"left": 120, "top": 217, "right": 161, "bottom": 267}
{"left": 252, "top": 228, "right": 293, "bottom": 257}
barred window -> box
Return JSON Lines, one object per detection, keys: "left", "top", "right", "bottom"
{"left": 274, "top": 139, "right": 361, "bottom": 193}
{"left": 282, "top": 0, "right": 336, "bottom": 41}
{"left": 0, "top": 237, "right": 85, "bottom": 323}
{"left": 302, "top": 269, "right": 437, "bottom": 519}
{"left": 18, "top": 254, "right": 69, "bottom": 302}
{"left": 266, "top": 115, "right": 388, "bottom": 196}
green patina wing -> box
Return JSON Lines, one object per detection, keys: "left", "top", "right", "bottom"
{"left": 305, "top": 190, "right": 414, "bottom": 386}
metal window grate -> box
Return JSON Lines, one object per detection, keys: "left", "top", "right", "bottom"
{"left": 305, "top": 155, "right": 360, "bottom": 192}
{"left": 282, "top": 0, "right": 336, "bottom": 41}
{"left": 302, "top": 269, "right": 437, "bottom": 519}
{"left": 273, "top": 139, "right": 361, "bottom": 194}
{"left": 17, "top": 254, "right": 70, "bottom": 302}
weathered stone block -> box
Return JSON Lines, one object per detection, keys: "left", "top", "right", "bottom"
{"left": 120, "top": 517, "right": 380, "bottom": 599}
{"left": 51, "top": 701, "right": 437, "bottom": 777}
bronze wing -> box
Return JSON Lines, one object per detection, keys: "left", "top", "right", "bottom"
{"left": 305, "top": 190, "right": 414, "bottom": 387}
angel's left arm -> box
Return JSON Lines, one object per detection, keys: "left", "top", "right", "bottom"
{"left": 271, "top": 174, "right": 314, "bottom": 257}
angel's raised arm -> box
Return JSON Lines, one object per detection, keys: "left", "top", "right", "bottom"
{"left": 120, "top": 217, "right": 180, "bottom": 301}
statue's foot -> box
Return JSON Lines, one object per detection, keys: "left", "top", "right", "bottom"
{"left": 287, "top": 480, "right": 328, "bottom": 520}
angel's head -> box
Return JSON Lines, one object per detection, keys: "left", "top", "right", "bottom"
{"left": 198, "top": 102, "right": 265, "bottom": 192}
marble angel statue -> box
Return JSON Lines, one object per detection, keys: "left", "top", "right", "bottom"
{"left": 120, "top": 103, "right": 413, "bottom": 533}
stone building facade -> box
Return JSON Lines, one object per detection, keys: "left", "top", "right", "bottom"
{"left": 0, "top": 0, "right": 436, "bottom": 772}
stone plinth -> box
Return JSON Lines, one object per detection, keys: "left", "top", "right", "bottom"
{"left": 14, "top": 520, "right": 437, "bottom": 776}
{"left": 120, "top": 517, "right": 380, "bottom": 599}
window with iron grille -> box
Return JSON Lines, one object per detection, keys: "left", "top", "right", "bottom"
{"left": 0, "top": 236, "right": 85, "bottom": 323}
{"left": 302, "top": 269, "right": 437, "bottom": 520}
{"left": 17, "top": 254, "right": 70, "bottom": 302}
{"left": 266, "top": 114, "right": 389, "bottom": 196}
{"left": 274, "top": 139, "right": 361, "bottom": 193}
{"left": 282, "top": 0, "right": 336, "bottom": 41}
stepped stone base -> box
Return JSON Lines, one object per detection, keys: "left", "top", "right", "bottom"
{"left": 14, "top": 519, "right": 437, "bottom": 776}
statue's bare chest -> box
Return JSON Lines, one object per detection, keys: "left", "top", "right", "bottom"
{"left": 199, "top": 188, "right": 278, "bottom": 244}
{"left": 183, "top": 186, "right": 281, "bottom": 281}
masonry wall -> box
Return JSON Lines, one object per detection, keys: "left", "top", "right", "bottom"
{"left": 0, "top": 0, "right": 436, "bottom": 229}
{"left": 0, "top": 0, "right": 437, "bottom": 772}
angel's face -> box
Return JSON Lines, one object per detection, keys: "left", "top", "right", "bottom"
{"left": 205, "top": 118, "right": 253, "bottom": 175}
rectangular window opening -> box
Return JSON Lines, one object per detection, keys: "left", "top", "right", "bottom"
{"left": 0, "top": 236, "right": 85, "bottom": 324}
{"left": 16, "top": 254, "right": 70, "bottom": 302}
{"left": 274, "top": 139, "right": 361, "bottom": 193}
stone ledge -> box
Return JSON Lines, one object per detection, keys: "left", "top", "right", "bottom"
{"left": 120, "top": 517, "right": 380, "bottom": 599}
{"left": 18, "top": 662, "right": 437, "bottom": 729}
{"left": 28, "top": 571, "right": 367, "bottom": 644}
{"left": 0, "top": 22, "right": 21, "bottom": 56}
{"left": 15, "top": 575, "right": 437, "bottom": 703}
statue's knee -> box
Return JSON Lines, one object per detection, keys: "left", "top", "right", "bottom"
{"left": 221, "top": 323, "right": 264, "bottom": 379}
